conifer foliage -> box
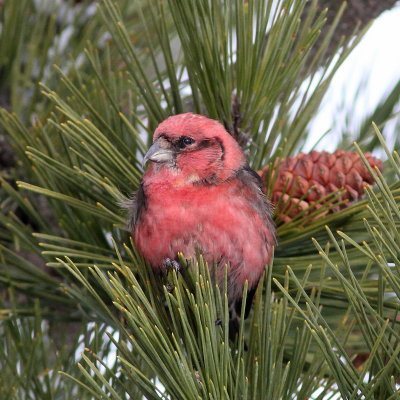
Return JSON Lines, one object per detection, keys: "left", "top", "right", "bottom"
{"left": 0, "top": 0, "right": 399, "bottom": 399}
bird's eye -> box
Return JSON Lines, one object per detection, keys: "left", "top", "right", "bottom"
{"left": 178, "top": 136, "right": 195, "bottom": 148}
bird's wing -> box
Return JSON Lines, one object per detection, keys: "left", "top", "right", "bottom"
{"left": 122, "top": 182, "right": 146, "bottom": 230}
{"left": 236, "top": 165, "right": 275, "bottom": 223}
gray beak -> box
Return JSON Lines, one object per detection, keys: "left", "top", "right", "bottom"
{"left": 142, "top": 138, "right": 175, "bottom": 168}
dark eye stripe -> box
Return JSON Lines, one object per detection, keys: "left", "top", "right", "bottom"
{"left": 214, "top": 137, "right": 225, "bottom": 161}
{"left": 196, "top": 139, "right": 212, "bottom": 149}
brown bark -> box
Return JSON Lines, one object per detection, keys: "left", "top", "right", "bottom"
{"left": 309, "top": 0, "right": 398, "bottom": 61}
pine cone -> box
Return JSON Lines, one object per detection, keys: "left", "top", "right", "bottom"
{"left": 259, "top": 150, "right": 382, "bottom": 223}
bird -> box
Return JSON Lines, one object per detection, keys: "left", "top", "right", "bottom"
{"left": 127, "top": 112, "right": 276, "bottom": 308}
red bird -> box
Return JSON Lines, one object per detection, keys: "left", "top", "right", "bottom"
{"left": 128, "top": 113, "right": 275, "bottom": 304}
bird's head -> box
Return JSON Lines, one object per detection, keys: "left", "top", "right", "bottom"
{"left": 143, "top": 113, "right": 246, "bottom": 184}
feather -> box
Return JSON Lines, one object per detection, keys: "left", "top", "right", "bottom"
{"left": 127, "top": 113, "right": 276, "bottom": 305}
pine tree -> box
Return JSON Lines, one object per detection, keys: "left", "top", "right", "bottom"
{"left": 0, "top": 0, "right": 399, "bottom": 398}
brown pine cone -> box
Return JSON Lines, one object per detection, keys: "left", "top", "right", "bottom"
{"left": 259, "top": 150, "right": 382, "bottom": 223}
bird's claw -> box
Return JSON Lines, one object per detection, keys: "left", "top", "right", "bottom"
{"left": 163, "top": 258, "right": 181, "bottom": 273}
{"left": 165, "top": 282, "right": 174, "bottom": 293}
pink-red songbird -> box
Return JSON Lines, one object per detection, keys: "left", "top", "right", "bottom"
{"left": 128, "top": 113, "right": 275, "bottom": 304}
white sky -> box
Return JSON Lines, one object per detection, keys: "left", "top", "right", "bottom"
{"left": 308, "top": 4, "right": 400, "bottom": 151}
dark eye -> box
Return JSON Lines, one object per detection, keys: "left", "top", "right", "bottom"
{"left": 178, "top": 136, "right": 195, "bottom": 148}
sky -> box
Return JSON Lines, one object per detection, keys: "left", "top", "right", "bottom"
{"left": 308, "top": 4, "right": 400, "bottom": 151}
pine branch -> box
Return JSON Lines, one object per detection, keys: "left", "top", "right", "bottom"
{"left": 0, "top": 1, "right": 399, "bottom": 397}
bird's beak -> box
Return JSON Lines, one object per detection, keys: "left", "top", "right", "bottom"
{"left": 142, "top": 138, "right": 175, "bottom": 168}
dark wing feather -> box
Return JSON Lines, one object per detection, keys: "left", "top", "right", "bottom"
{"left": 240, "top": 164, "right": 265, "bottom": 191}
{"left": 121, "top": 182, "right": 147, "bottom": 230}
{"left": 236, "top": 164, "right": 275, "bottom": 224}
{"left": 232, "top": 165, "right": 276, "bottom": 327}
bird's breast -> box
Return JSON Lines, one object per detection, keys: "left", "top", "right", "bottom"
{"left": 134, "top": 180, "right": 271, "bottom": 285}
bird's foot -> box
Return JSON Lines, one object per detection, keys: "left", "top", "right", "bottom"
{"left": 162, "top": 258, "right": 191, "bottom": 294}
{"left": 165, "top": 282, "right": 174, "bottom": 293}
{"left": 163, "top": 257, "right": 190, "bottom": 273}
{"left": 163, "top": 258, "right": 182, "bottom": 273}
